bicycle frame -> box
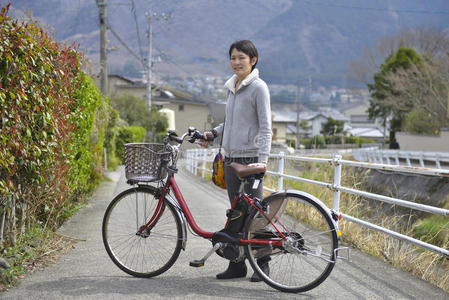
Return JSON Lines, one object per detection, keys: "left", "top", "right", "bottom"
{"left": 137, "top": 172, "right": 285, "bottom": 248}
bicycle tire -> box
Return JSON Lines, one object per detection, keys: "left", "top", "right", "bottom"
{"left": 243, "top": 191, "right": 338, "bottom": 293}
{"left": 102, "top": 185, "right": 183, "bottom": 278}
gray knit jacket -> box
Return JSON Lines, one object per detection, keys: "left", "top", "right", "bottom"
{"left": 214, "top": 68, "right": 272, "bottom": 163}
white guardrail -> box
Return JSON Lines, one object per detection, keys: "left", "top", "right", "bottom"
{"left": 353, "top": 148, "right": 449, "bottom": 169}
{"left": 184, "top": 148, "right": 449, "bottom": 257}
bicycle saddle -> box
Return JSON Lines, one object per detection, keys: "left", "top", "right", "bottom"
{"left": 230, "top": 162, "right": 266, "bottom": 178}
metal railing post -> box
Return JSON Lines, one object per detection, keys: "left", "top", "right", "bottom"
{"left": 104, "top": 148, "right": 107, "bottom": 171}
{"left": 188, "top": 150, "right": 192, "bottom": 172}
{"left": 394, "top": 152, "right": 399, "bottom": 165}
{"left": 332, "top": 154, "right": 342, "bottom": 212}
{"left": 201, "top": 149, "right": 207, "bottom": 178}
{"left": 435, "top": 154, "right": 441, "bottom": 169}
{"left": 277, "top": 152, "right": 285, "bottom": 191}
{"left": 419, "top": 153, "right": 425, "bottom": 167}
{"left": 194, "top": 149, "right": 198, "bottom": 176}
{"left": 190, "top": 150, "right": 194, "bottom": 172}
{"left": 406, "top": 152, "right": 411, "bottom": 166}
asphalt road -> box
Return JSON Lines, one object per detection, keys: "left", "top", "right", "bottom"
{"left": 3, "top": 165, "right": 448, "bottom": 299}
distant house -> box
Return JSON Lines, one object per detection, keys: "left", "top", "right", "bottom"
{"left": 106, "top": 75, "right": 213, "bottom": 134}
{"left": 342, "top": 102, "right": 386, "bottom": 141}
{"left": 343, "top": 102, "right": 379, "bottom": 128}
{"left": 271, "top": 111, "right": 295, "bottom": 144}
{"left": 346, "top": 127, "right": 385, "bottom": 141}
{"left": 271, "top": 109, "right": 349, "bottom": 145}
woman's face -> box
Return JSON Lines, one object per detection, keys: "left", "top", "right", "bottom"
{"left": 230, "top": 48, "right": 257, "bottom": 80}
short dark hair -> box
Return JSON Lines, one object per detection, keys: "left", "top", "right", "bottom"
{"left": 229, "top": 40, "right": 258, "bottom": 70}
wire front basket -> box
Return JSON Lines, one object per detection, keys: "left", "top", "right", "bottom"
{"left": 124, "top": 143, "right": 172, "bottom": 183}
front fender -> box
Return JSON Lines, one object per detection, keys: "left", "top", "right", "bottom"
{"left": 165, "top": 193, "right": 188, "bottom": 250}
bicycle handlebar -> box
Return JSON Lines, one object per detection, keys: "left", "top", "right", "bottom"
{"left": 165, "top": 126, "right": 211, "bottom": 145}
{"left": 167, "top": 130, "right": 184, "bottom": 144}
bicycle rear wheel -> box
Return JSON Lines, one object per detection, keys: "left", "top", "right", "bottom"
{"left": 243, "top": 191, "right": 338, "bottom": 293}
{"left": 102, "top": 185, "right": 182, "bottom": 277}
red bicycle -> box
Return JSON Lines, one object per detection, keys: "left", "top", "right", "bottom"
{"left": 102, "top": 127, "right": 345, "bottom": 293}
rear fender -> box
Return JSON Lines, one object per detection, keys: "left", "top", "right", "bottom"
{"left": 263, "top": 190, "right": 338, "bottom": 231}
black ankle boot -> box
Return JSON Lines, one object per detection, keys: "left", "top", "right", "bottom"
{"left": 250, "top": 257, "right": 270, "bottom": 282}
{"left": 216, "top": 261, "right": 247, "bottom": 279}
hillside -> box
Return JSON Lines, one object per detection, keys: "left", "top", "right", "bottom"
{"left": 4, "top": 0, "right": 449, "bottom": 87}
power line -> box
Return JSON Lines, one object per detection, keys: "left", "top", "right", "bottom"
{"left": 108, "top": 23, "right": 145, "bottom": 68}
{"left": 130, "top": 0, "right": 144, "bottom": 62}
{"left": 299, "top": 0, "right": 449, "bottom": 15}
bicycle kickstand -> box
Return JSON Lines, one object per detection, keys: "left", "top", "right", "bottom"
{"left": 189, "top": 242, "right": 224, "bottom": 267}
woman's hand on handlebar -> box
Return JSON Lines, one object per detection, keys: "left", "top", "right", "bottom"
{"left": 199, "top": 131, "right": 214, "bottom": 148}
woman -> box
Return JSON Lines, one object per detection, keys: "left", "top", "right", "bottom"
{"left": 202, "top": 40, "right": 272, "bottom": 281}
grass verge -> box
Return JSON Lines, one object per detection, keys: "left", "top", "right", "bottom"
{"left": 0, "top": 225, "right": 78, "bottom": 292}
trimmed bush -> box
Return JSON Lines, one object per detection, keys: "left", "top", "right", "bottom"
{"left": 0, "top": 4, "right": 109, "bottom": 243}
{"left": 115, "top": 126, "right": 147, "bottom": 163}
{"left": 110, "top": 93, "right": 168, "bottom": 142}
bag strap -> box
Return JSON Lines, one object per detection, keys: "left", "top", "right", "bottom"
{"left": 219, "top": 117, "right": 225, "bottom": 152}
{"left": 220, "top": 92, "right": 228, "bottom": 153}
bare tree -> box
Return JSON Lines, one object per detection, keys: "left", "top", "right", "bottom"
{"left": 383, "top": 54, "right": 449, "bottom": 130}
{"left": 349, "top": 27, "right": 449, "bottom": 85}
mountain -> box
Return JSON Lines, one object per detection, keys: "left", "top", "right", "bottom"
{"left": 3, "top": 0, "right": 449, "bottom": 87}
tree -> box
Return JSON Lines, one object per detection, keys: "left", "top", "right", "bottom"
{"left": 349, "top": 27, "right": 449, "bottom": 85}
{"left": 320, "top": 117, "right": 344, "bottom": 136}
{"left": 350, "top": 28, "right": 449, "bottom": 139}
{"left": 299, "top": 120, "right": 311, "bottom": 138}
{"left": 367, "top": 47, "right": 424, "bottom": 139}
{"left": 110, "top": 93, "right": 168, "bottom": 141}
{"left": 403, "top": 108, "right": 435, "bottom": 134}
{"left": 383, "top": 54, "right": 449, "bottom": 132}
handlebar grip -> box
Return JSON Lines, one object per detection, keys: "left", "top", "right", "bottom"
{"left": 171, "top": 135, "right": 183, "bottom": 144}
{"left": 168, "top": 131, "right": 183, "bottom": 144}
{"left": 193, "top": 130, "right": 204, "bottom": 140}
{"left": 188, "top": 130, "right": 204, "bottom": 143}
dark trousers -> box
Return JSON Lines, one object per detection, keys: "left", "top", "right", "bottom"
{"left": 224, "top": 157, "right": 264, "bottom": 206}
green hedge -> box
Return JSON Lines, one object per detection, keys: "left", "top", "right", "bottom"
{"left": 0, "top": 5, "right": 110, "bottom": 238}
{"left": 69, "top": 74, "right": 108, "bottom": 198}
{"left": 115, "top": 126, "right": 147, "bottom": 163}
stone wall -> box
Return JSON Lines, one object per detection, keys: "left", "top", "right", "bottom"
{"left": 396, "top": 130, "right": 449, "bottom": 152}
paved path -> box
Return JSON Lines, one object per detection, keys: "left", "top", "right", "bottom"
{"left": 3, "top": 165, "right": 448, "bottom": 299}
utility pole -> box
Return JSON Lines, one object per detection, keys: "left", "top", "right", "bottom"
{"left": 97, "top": 0, "right": 108, "bottom": 95}
{"left": 146, "top": 12, "right": 153, "bottom": 107}
{"left": 296, "top": 80, "right": 301, "bottom": 149}
{"left": 145, "top": 10, "right": 171, "bottom": 107}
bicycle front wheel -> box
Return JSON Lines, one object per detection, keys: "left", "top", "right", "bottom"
{"left": 244, "top": 191, "right": 338, "bottom": 293}
{"left": 102, "top": 185, "right": 183, "bottom": 278}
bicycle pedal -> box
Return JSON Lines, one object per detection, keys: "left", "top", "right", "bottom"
{"left": 189, "top": 259, "right": 205, "bottom": 267}
{"left": 189, "top": 242, "right": 223, "bottom": 268}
